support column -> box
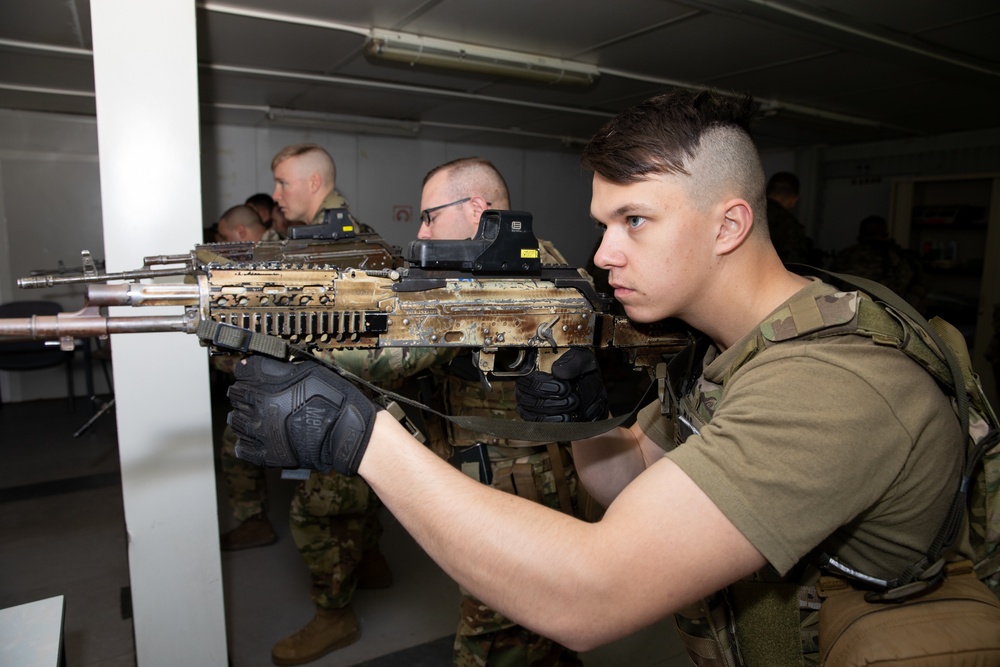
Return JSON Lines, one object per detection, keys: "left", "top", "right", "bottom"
{"left": 90, "top": 1, "right": 227, "bottom": 664}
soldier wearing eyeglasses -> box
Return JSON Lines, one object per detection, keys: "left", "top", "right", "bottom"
{"left": 419, "top": 157, "right": 584, "bottom": 667}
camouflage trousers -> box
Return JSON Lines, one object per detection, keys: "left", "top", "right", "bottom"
{"left": 454, "top": 589, "right": 583, "bottom": 667}
{"left": 452, "top": 446, "right": 581, "bottom": 667}
{"left": 220, "top": 424, "right": 268, "bottom": 521}
{"left": 290, "top": 469, "right": 383, "bottom": 610}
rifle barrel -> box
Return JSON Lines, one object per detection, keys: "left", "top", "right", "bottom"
{"left": 18, "top": 267, "right": 193, "bottom": 289}
{"left": 0, "top": 312, "right": 194, "bottom": 339}
{"left": 87, "top": 283, "right": 200, "bottom": 307}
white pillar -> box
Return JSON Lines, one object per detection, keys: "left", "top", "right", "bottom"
{"left": 90, "top": 2, "right": 227, "bottom": 665}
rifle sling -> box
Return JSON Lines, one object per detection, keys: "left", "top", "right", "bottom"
{"left": 790, "top": 266, "right": 974, "bottom": 592}
{"left": 303, "top": 345, "right": 637, "bottom": 442}
{"left": 300, "top": 345, "right": 642, "bottom": 442}
{"left": 195, "top": 318, "right": 639, "bottom": 443}
{"left": 196, "top": 319, "right": 289, "bottom": 359}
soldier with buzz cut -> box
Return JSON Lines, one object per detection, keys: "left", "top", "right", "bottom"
{"left": 260, "top": 143, "right": 396, "bottom": 666}
{"left": 417, "top": 157, "right": 583, "bottom": 667}
{"left": 270, "top": 142, "right": 374, "bottom": 233}
{"left": 216, "top": 204, "right": 280, "bottom": 243}
{"left": 262, "top": 155, "right": 584, "bottom": 666}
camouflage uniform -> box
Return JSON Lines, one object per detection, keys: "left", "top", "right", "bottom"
{"left": 220, "top": 421, "right": 268, "bottom": 520}
{"left": 300, "top": 345, "right": 448, "bottom": 610}
{"left": 445, "top": 239, "right": 583, "bottom": 667}
{"left": 311, "top": 190, "right": 376, "bottom": 234}
{"left": 289, "top": 193, "right": 420, "bottom": 609}
{"left": 213, "top": 353, "right": 270, "bottom": 522}
{"left": 829, "top": 239, "right": 925, "bottom": 313}
{"left": 217, "top": 193, "right": 370, "bottom": 525}
{"left": 446, "top": 375, "right": 582, "bottom": 667}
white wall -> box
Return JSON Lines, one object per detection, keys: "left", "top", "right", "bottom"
{"left": 0, "top": 110, "right": 105, "bottom": 403}
{"left": 816, "top": 177, "right": 896, "bottom": 254}
{"left": 818, "top": 127, "right": 1000, "bottom": 256}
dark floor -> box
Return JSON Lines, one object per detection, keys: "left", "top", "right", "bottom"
{"left": 0, "top": 387, "right": 686, "bottom": 667}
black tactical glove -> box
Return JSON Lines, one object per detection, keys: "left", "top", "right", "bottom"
{"left": 515, "top": 348, "right": 609, "bottom": 422}
{"left": 226, "top": 356, "right": 378, "bottom": 475}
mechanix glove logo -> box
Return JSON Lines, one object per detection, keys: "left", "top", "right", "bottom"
{"left": 288, "top": 394, "right": 342, "bottom": 465}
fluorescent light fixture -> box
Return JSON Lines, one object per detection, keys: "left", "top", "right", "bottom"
{"left": 265, "top": 107, "right": 420, "bottom": 137}
{"left": 365, "top": 29, "right": 599, "bottom": 87}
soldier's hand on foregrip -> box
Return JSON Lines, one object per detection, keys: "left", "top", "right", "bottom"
{"left": 226, "top": 356, "right": 377, "bottom": 475}
{"left": 515, "top": 348, "right": 609, "bottom": 422}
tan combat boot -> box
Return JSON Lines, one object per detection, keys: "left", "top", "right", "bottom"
{"left": 271, "top": 606, "right": 360, "bottom": 666}
{"left": 220, "top": 512, "right": 277, "bottom": 551}
{"left": 356, "top": 548, "right": 393, "bottom": 589}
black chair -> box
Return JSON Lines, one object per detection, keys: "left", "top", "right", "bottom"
{"left": 0, "top": 301, "right": 75, "bottom": 408}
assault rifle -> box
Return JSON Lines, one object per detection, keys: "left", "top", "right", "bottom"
{"left": 18, "top": 208, "right": 400, "bottom": 292}
{"left": 1, "top": 210, "right": 690, "bottom": 379}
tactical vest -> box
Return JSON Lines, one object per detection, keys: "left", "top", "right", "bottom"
{"left": 662, "top": 278, "right": 1000, "bottom": 666}
{"left": 440, "top": 237, "right": 579, "bottom": 514}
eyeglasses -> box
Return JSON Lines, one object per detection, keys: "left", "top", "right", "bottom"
{"left": 419, "top": 197, "right": 471, "bottom": 226}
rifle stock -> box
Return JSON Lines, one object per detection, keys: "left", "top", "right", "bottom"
{"left": 1, "top": 210, "right": 690, "bottom": 373}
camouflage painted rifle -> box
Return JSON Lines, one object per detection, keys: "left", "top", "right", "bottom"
{"left": 1, "top": 210, "right": 689, "bottom": 378}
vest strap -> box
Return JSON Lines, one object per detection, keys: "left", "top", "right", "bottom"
{"left": 546, "top": 442, "right": 575, "bottom": 516}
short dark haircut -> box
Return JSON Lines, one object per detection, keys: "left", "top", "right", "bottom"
{"left": 766, "top": 171, "right": 800, "bottom": 198}
{"left": 581, "top": 89, "right": 766, "bottom": 221}
{"left": 857, "top": 215, "right": 889, "bottom": 242}
{"left": 581, "top": 89, "right": 758, "bottom": 183}
{"left": 245, "top": 193, "right": 275, "bottom": 209}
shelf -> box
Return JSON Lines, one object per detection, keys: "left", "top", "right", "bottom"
{"left": 920, "top": 260, "right": 985, "bottom": 276}
{"left": 912, "top": 222, "right": 987, "bottom": 230}
{"left": 911, "top": 204, "right": 987, "bottom": 226}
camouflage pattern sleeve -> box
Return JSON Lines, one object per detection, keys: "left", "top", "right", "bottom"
{"left": 210, "top": 353, "right": 241, "bottom": 375}
{"left": 311, "top": 346, "right": 458, "bottom": 389}
{"left": 537, "top": 237, "right": 568, "bottom": 265}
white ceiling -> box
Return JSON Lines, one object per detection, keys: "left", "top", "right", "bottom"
{"left": 1, "top": 0, "right": 999, "bottom": 152}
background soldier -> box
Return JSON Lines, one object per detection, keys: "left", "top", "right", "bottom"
{"left": 830, "top": 214, "right": 926, "bottom": 313}
{"left": 765, "top": 171, "right": 810, "bottom": 264}
{"left": 244, "top": 192, "right": 276, "bottom": 229}
{"left": 418, "top": 157, "right": 584, "bottom": 667}
{"left": 263, "top": 144, "right": 393, "bottom": 666}
{"left": 215, "top": 204, "right": 280, "bottom": 243}
{"left": 215, "top": 203, "right": 283, "bottom": 551}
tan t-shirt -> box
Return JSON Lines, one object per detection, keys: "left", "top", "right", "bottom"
{"left": 639, "top": 280, "right": 966, "bottom": 580}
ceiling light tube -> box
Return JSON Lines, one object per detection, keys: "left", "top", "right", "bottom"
{"left": 265, "top": 107, "right": 420, "bottom": 137}
{"left": 366, "top": 29, "right": 599, "bottom": 86}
